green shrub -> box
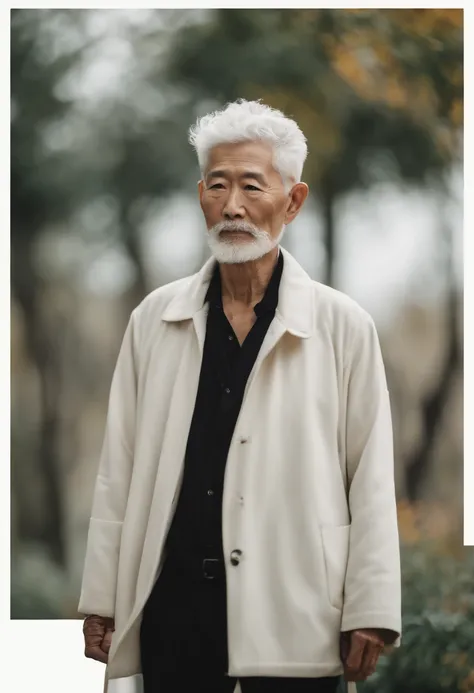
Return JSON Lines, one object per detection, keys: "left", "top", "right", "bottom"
{"left": 358, "top": 543, "right": 474, "bottom": 693}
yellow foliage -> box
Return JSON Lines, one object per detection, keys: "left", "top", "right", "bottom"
{"left": 461, "top": 669, "right": 474, "bottom": 692}
{"left": 431, "top": 8, "right": 463, "bottom": 29}
{"left": 332, "top": 51, "right": 372, "bottom": 93}
{"left": 329, "top": 42, "right": 378, "bottom": 103}
{"left": 397, "top": 499, "right": 463, "bottom": 552}
{"left": 447, "top": 64, "right": 463, "bottom": 89}
{"left": 386, "top": 8, "right": 463, "bottom": 35}
{"left": 408, "top": 78, "right": 439, "bottom": 120}
{"left": 331, "top": 8, "right": 462, "bottom": 36}
{"left": 384, "top": 76, "right": 408, "bottom": 110}
{"left": 450, "top": 98, "right": 463, "bottom": 127}
{"left": 372, "top": 41, "right": 395, "bottom": 70}
{"left": 397, "top": 500, "right": 421, "bottom": 544}
{"left": 322, "top": 8, "right": 462, "bottom": 162}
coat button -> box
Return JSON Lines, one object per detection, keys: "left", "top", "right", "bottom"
{"left": 230, "top": 549, "right": 243, "bottom": 566}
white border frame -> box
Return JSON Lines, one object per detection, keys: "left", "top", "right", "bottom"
{"left": 3, "top": 3, "right": 470, "bottom": 693}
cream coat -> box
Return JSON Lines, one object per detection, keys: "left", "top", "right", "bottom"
{"left": 78, "top": 248, "right": 401, "bottom": 693}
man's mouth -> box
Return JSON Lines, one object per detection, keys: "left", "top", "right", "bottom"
{"left": 220, "top": 228, "right": 253, "bottom": 236}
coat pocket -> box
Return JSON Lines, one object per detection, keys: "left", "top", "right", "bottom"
{"left": 321, "top": 524, "right": 351, "bottom": 611}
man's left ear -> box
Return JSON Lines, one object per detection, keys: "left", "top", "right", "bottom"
{"left": 285, "top": 182, "right": 309, "bottom": 224}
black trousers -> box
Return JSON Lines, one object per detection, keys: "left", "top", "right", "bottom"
{"left": 140, "top": 558, "right": 341, "bottom": 693}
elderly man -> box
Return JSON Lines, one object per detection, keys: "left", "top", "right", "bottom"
{"left": 79, "top": 99, "right": 402, "bottom": 693}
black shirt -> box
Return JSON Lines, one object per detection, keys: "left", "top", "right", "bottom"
{"left": 164, "top": 251, "right": 284, "bottom": 569}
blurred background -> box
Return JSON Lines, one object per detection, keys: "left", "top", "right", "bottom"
{"left": 11, "top": 8, "right": 470, "bottom": 692}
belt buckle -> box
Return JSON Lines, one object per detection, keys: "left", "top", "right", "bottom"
{"left": 202, "top": 558, "right": 220, "bottom": 580}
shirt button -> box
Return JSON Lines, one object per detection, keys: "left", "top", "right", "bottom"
{"left": 228, "top": 335, "right": 234, "bottom": 341}
{"left": 230, "top": 549, "right": 243, "bottom": 566}
{"left": 207, "top": 489, "right": 214, "bottom": 496}
{"left": 225, "top": 387, "right": 231, "bottom": 394}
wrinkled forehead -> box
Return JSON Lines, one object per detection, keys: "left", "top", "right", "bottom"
{"left": 205, "top": 140, "right": 278, "bottom": 176}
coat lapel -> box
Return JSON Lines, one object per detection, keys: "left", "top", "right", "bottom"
{"left": 192, "top": 305, "right": 209, "bottom": 355}
{"left": 160, "top": 246, "right": 317, "bottom": 401}
{"left": 161, "top": 247, "right": 316, "bottom": 339}
{"left": 121, "top": 331, "right": 203, "bottom": 639}
{"left": 275, "top": 248, "right": 316, "bottom": 339}
{"left": 244, "top": 248, "right": 316, "bottom": 391}
{"left": 162, "top": 256, "right": 216, "bottom": 323}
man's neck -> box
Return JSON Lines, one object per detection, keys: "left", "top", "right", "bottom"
{"left": 219, "top": 246, "right": 279, "bottom": 308}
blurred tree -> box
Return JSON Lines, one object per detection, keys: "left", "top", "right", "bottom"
{"left": 404, "top": 191, "right": 462, "bottom": 502}
{"left": 11, "top": 8, "right": 90, "bottom": 567}
{"left": 11, "top": 8, "right": 202, "bottom": 574}
{"left": 286, "top": 8, "right": 464, "bottom": 500}
{"left": 63, "top": 9, "right": 202, "bottom": 316}
{"left": 164, "top": 8, "right": 462, "bottom": 499}
{"left": 165, "top": 8, "right": 453, "bottom": 286}
{"left": 96, "top": 103, "right": 199, "bottom": 315}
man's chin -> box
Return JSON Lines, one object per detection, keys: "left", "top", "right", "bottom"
{"left": 208, "top": 239, "right": 273, "bottom": 264}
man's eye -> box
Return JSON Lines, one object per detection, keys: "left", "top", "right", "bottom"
{"left": 245, "top": 185, "right": 260, "bottom": 191}
{"left": 209, "top": 183, "right": 224, "bottom": 189}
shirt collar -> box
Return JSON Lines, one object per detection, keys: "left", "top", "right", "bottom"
{"left": 162, "top": 246, "right": 315, "bottom": 339}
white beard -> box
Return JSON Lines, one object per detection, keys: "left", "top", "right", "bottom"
{"left": 206, "top": 221, "right": 286, "bottom": 264}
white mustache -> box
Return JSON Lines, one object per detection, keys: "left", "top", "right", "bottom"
{"left": 206, "top": 220, "right": 286, "bottom": 264}
{"left": 209, "top": 221, "right": 269, "bottom": 240}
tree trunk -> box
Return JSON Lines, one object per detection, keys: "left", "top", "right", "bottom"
{"left": 405, "top": 287, "right": 460, "bottom": 500}
{"left": 119, "top": 202, "right": 149, "bottom": 320}
{"left": 320, "top": 175, "right": 336, "bottom": 288}
{"left": 123, "top": 228, "right": 148, "bottom": 307}
{"left": 404, "top": 197, "right": 461, "bottom": 501}
{"left": 11, "top": 237, "right": 66, "bottom": 568}
{"left": 37, "top": 361, "right": 65, "bottom": 567}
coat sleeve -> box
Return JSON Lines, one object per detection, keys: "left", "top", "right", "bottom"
{"left": 78, "top": 311, "right": 139, "bottom": 619}
{"left": 341, "top": 313, "right": 402, "bottom": 643}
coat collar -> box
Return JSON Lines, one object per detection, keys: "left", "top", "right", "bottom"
{"left": 161, "top": 246, "right": 315, "bottom": 338}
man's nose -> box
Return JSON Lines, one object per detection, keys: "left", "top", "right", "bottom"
{"left": 223, "top": 189, "right": 245, "bottom": 219}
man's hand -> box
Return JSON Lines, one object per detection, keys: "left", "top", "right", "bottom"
{"left": 340, "top": 629, "right": 385, "bottom": 682}
{"left": 83, "top": 615, "right": 115, "bottom": 664}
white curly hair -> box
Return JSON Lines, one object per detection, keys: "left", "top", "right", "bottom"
{"left": 188, "top": 99, "right": 308, "bottom": 190}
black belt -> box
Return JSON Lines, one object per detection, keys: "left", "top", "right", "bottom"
{"left": 202, "top": 557, "right": 226, "bottom": 580}
{"left": 163, "top": 554, "right": 227, "bottom": 582}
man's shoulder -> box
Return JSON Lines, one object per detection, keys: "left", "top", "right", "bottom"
{"left": 310, "top": 279, "right": 375, "bottom": 332}
{"left": 132, "top": 272, "right": 197, "bottom": 324}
